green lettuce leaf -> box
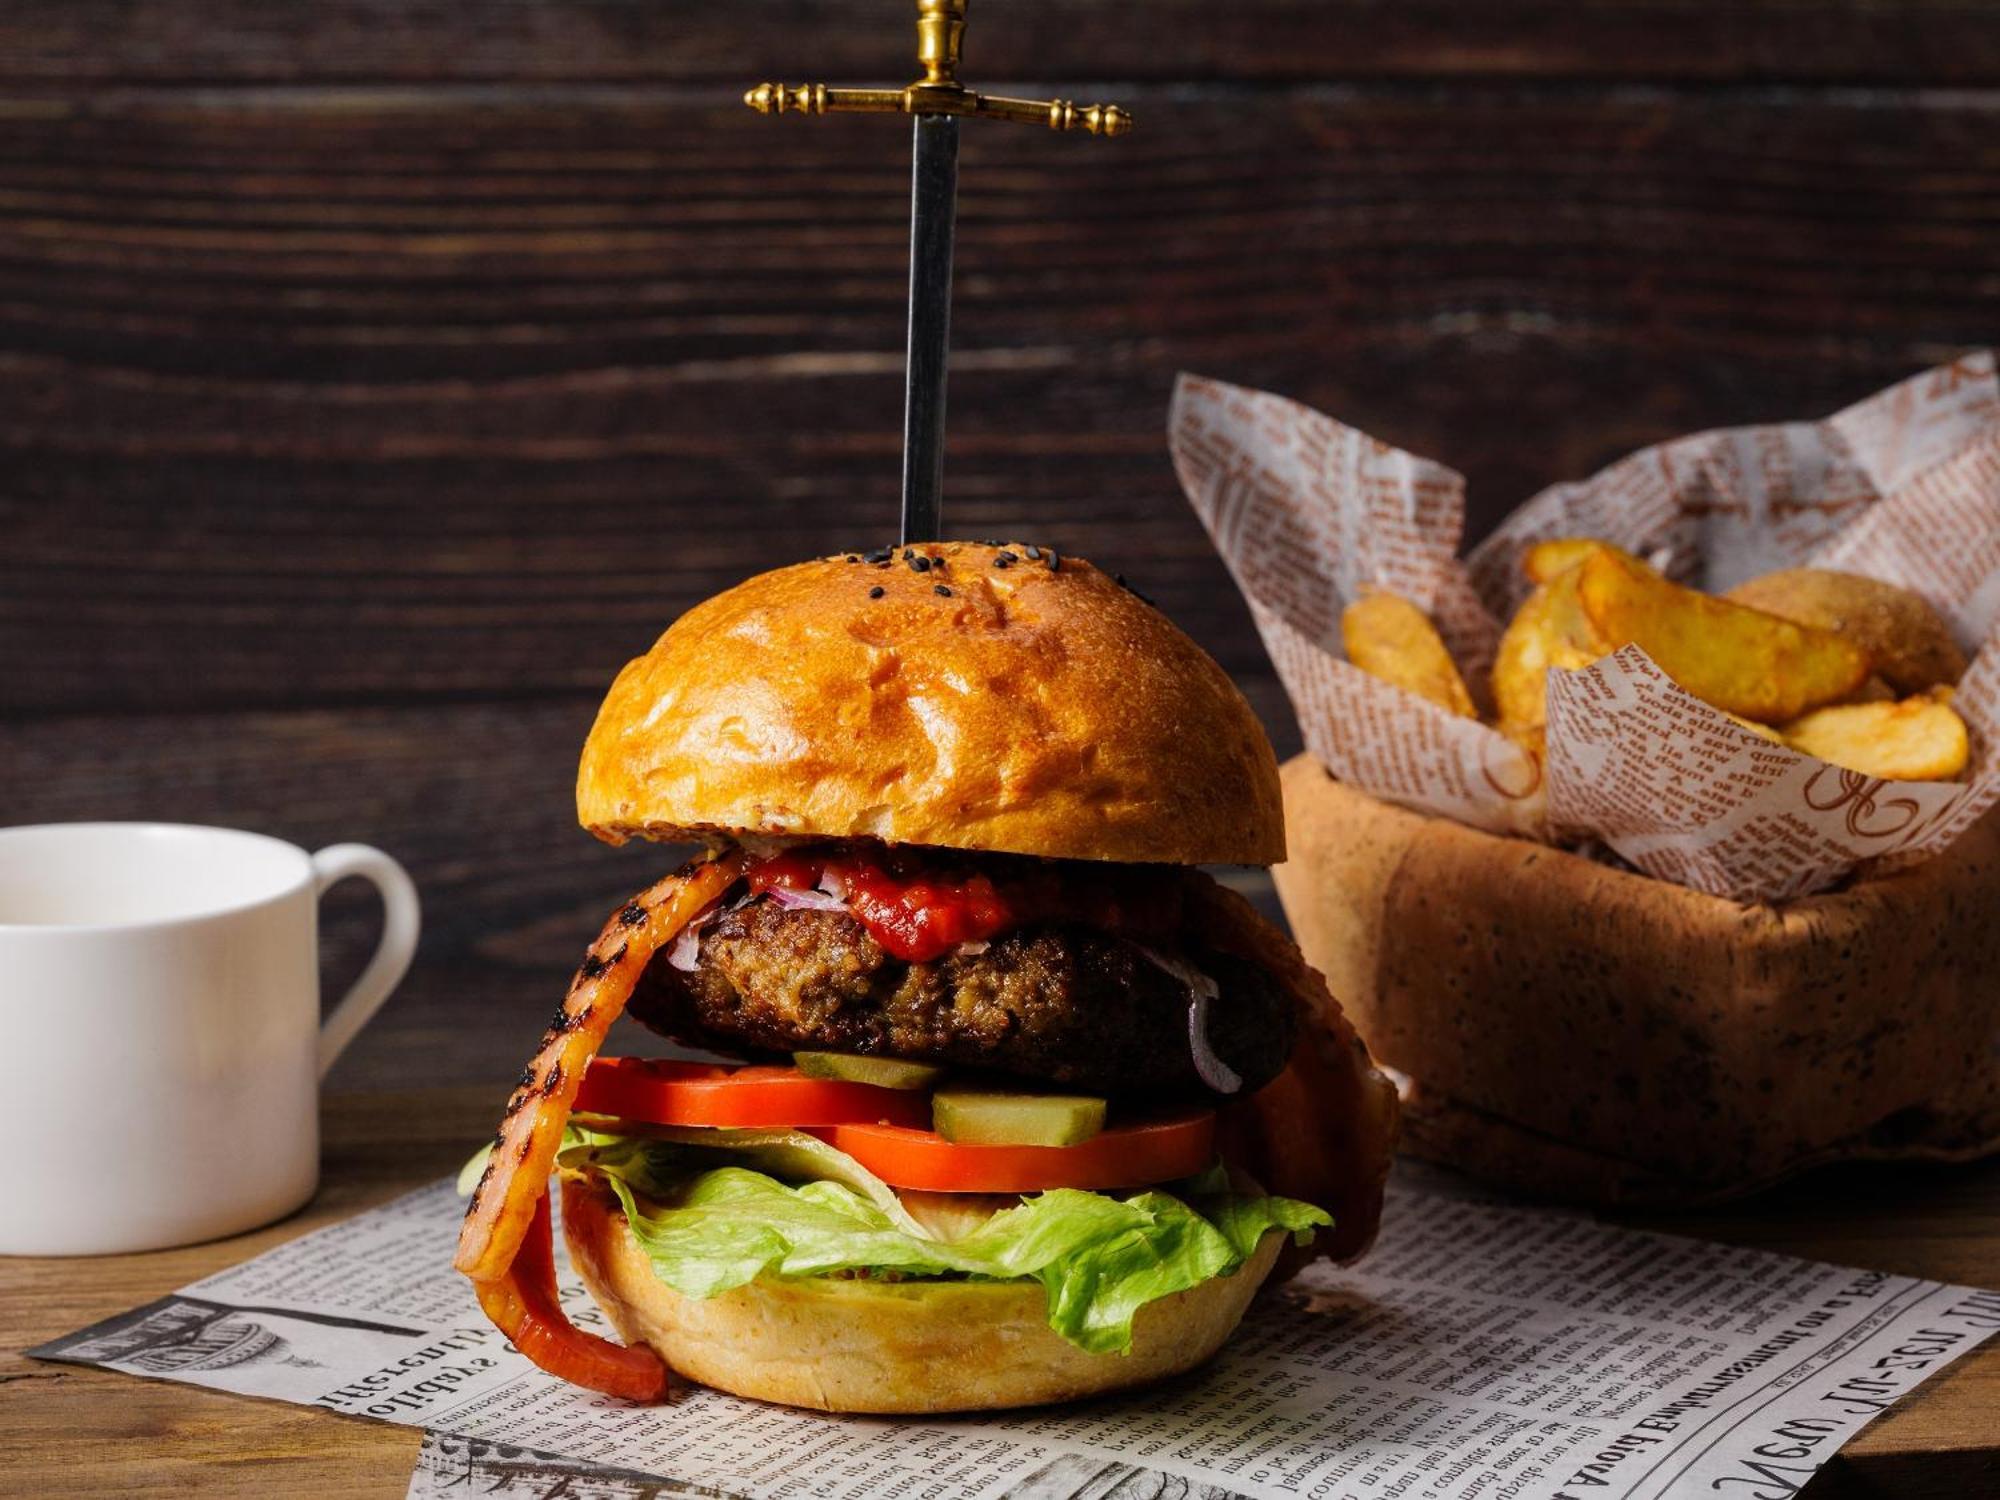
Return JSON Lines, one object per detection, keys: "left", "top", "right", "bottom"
{"left": 562, "top": 1123, "right": 925, "bottom": 1232}
{"left": 575, "top": 1128, "right": 1329, "bottom": 1356}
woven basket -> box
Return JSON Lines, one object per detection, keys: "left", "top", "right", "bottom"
{"left": 1274, "top": 754, "right": 2000, "bottom": 1204}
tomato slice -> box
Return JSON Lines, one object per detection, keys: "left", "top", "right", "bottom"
{"left": 573, "top": 1056, "right": 930, "bottom": 1130}
{"left": 818, "top": 1110, "right": 1216, "bottom": 1193}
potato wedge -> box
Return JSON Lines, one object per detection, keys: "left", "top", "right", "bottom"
{"left": 1576, "top": 547, "right": 1871, "bottom": 722}
{"left": 1341, "top": 591, "right": 1477, "bottom": 717}
{"left": 1491, "top": 565, "right": 1610, "bottom": 731}
{"left": 1523, "top": 536, "right": 1613, "bottom": 585}
{"left": 1723, "top": 568, "right": 1967, "bottom": 694}
{"left": 1781, "top": 693, "right": 1971, "bottom": 782}
{"left": 1725, "top": 712, "right": 1786, "bottom": 745}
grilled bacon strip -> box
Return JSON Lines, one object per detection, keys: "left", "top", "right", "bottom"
{"left": 456, "top": 852, "right": 745, "bottom": 1286}
{"left": 475, "top": 1191, "right": 669, "bottom": 1401}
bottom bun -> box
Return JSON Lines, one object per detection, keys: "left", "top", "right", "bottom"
{"left": 560, "top": 1177, "right": 1284, "bottom": 1413}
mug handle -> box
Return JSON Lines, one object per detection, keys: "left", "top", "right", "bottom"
{"left": 311, "top": 844, "right": 422, "bottom": 1079}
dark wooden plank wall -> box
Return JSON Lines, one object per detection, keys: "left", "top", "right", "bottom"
{"left": 3, "top": 2, "right": 1996, "bottom": 1091}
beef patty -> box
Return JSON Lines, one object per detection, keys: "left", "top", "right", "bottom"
{"left": 628, "top": 897, "right": 1295, "bottom": 1098}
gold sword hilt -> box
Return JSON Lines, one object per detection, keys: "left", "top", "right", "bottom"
{"left": 745, "top": 0, "right": 1132, "bottom": 136}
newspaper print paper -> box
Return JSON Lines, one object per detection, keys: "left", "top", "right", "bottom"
{"left": 1171, "top": 354, "right": 2000, "bottom": 902}
{"left": 31, "top": 1174, "right": 2000, "bottom": 1500}
{"left": 403, "top": 1429, "right": 1247, "bottom": 1500}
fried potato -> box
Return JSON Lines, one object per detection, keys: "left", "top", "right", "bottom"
{"left": 1723, "top": 568, "right": 1967, "bottom": 694}
{"left": 1725, "top": 713, "right": 1786, "bottom": 745}
{"left": 1491, "top": 565, "right": 1610, "bottom": 731}
{"left": 1781, "top": 691, "right": 1971, "bottom": 782}
{"left": 1341, "top": 591, "right": 1477, "bottom": 717}
{"left": 1576, "top": 547, "right": 1872, "bottom": 723}
{"left": 1522, "top": 536, "right": 1613, "bottom": 584}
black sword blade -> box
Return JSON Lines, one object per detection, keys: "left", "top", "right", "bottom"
{"left": 900, "top": 114, "right": 959, "bottom": 544}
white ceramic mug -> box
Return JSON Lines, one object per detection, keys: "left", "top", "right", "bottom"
{"left": 0, "top": 823, "right": 420, "bottom": 1255}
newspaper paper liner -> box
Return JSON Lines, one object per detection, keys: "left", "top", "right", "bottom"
{"left": 1172, "top": 354, "right": 2000, "bottom": 903}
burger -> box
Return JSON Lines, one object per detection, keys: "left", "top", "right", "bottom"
{"left": 455, "top": 542, "right": 1397, "bottom": 1413}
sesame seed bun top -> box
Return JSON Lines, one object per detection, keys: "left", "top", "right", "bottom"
{"left": 575, "top": 542, "right": 1285, "bottom": 866}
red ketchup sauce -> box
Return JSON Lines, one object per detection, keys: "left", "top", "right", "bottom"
{"left": 744, "top": 846, "right": 1177, "bottom": 962}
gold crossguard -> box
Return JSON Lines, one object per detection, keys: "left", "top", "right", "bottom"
{"left": 745, "top": 0, "right": 1132, "bottom": 137}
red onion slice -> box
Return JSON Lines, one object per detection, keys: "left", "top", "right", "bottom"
{"left": 1185, "top": 990, "right": 1241, "bottom": 1095}
{"left": 664, "top": 919, "right": 706, "bottom": 972}
{"left": 1130, "top": 942, "right": 1239, "bottom": 1094}
{"left": 671, "top": 881, "right": 850, "bottom": 970}
{"left": 764, "top": 884, "right": 851, "bottom": 914}
{"left": 662, "top": 887, "right": 755, "bottom": 971}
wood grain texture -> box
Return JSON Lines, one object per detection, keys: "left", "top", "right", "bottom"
{"left": 2, "top": 85, "right": 1996, "bottom": 715}
{"left": 1, "top": 1, "right": 1998, "bottom": 85}
{"left": 4, "top": 6, "right": 2000, "bottom": 1484}
{"left": 1, "top": 1088, "right": 1995, "bottom": 1499}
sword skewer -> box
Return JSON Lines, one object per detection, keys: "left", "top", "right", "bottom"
{"left": 901, "top": 116, "right": 958, "bottom": 545}
{"left": 744, "top": 0, "right": 1130, "bottom": 544}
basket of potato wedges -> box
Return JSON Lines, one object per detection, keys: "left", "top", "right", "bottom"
{"left": 1362, "top": 544, "right": 1971, "bottom": 784}
{"left": 1172, "top": 358, "right": 2000, "bottom": 1205}
{"left": 1283, "top": 546, "right": 1997, "bottom": 1204}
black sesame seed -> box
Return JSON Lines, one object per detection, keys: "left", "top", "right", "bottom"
{"left": 865, "top": 547, "right": 892, "bottom": 564}
{"left": 902, "top": 548, "right": 915, "bottom": 559}
{"left": 1022, "top": 545, "right": 1041, "bottom": 560}
{"left": 1047, "top": 549, "right": 1061, "bottom": 572}
{"left": 907, "top": 555, "right": 932, "bottom": 573}
{"left": 934, "top": 584, "right": 952, "bottom": 597}
{"left": 868, "top": 585, "right": 885, "bottom": 599}
{"left": 993, "top": 552, "right": 1015, "bottom": 568}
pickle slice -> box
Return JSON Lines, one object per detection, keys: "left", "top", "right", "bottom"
{"left": 931, "top": 1089, "right": 1107, "bottom": 1147}
{"left": 793, "top": 1051, "right": 945, "bottom": 1091}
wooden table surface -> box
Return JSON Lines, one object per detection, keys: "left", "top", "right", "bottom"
{"left": 3, "top": 3, "right": 1998, "bottom": 1495}
{"left": 1, "top": 1086, "right": 1995, "bottom": 1500}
